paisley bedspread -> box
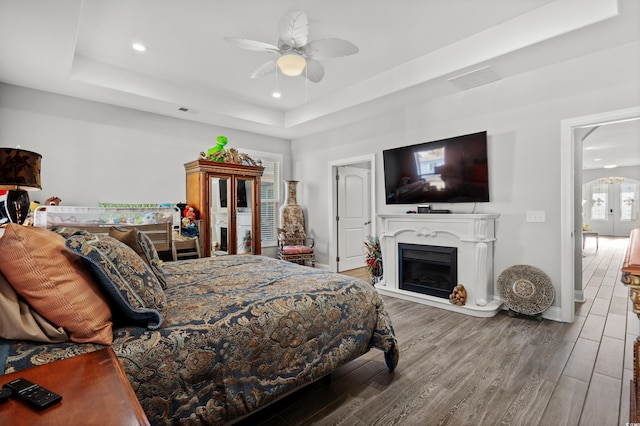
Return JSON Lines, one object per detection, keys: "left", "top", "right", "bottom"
{"left": 3, "top": 255, "right": 398, "bottom": 424}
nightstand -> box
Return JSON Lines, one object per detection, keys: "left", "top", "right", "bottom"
{"left": 0, "top": 348, "right": 149, "bottom": 426}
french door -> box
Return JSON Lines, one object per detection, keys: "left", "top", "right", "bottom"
{"left": 583, "top": 178, "right": 639, "bottom": 236}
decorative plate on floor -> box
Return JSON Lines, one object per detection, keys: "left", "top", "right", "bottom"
{"left": 497, "top": 265, "right": 554, "bottom": 315}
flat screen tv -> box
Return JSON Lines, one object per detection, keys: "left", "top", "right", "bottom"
{"left": 383, "top": 131, "right": 489, "bottom": 204}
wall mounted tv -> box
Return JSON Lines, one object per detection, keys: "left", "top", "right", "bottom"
{"left": 383, "top": 131, "right": 489, "bottom": 204}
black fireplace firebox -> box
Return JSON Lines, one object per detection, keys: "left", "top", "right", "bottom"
{"left": 398, "top": 243, "right": 457, "bottom": 298}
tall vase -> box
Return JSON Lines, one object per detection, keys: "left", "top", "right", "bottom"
{"left": 279, "top": 180, "right": 304, "bottom": 233}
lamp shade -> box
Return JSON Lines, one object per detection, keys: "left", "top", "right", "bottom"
{"left": 0, "top": 148, "right": 42, "bottom": 191}
{"left": 277, "top": 54, "right": 307, "bottom": 77}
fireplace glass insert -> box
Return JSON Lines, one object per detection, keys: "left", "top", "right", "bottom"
{"left": 398, "top": 243, "right": 457, "bottom": 298}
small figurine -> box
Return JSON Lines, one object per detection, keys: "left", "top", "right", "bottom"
{"left": 449, "top": 284, "right": 467, "bottom": 306}
{"left": 45, "top": 196, "right": 61, "bottom": 206}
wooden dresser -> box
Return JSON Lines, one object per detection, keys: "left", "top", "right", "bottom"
{"left": 622, "top": 228, "right": 640, "bottom": 423}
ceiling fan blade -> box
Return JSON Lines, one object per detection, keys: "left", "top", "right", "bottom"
{"left": 303, "top": 59, "right": 324, "bottom": 83}
{"left": 250, "top": 60, "right": 277, "bottom": 79}
{"left": 303, "top": 38, "right": 359, "bottom": 60}
{"left": 224, "top": 37, "right": 280, "bottom": 53}
{"left": 278, "top": 11, "right": 308, "bottom": 49}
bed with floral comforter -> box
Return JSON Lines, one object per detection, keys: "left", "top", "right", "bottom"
{"left": 3, "top": 254, "right": 398, "bottom": 424}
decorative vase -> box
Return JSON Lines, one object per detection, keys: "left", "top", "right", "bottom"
{"left": 279, "top": 180, "right": 304, "bottom": 233}
{"left": 5, "top": 190, "right": 30, "bottom": 224}
{"left": 371, "top": 263, "right": 383, "bottom": 284}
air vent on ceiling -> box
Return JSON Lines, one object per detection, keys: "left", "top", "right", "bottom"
{"left": 448, "top": 66, "right": 502, "bottom": 91}
{"left": 177, "top": 107, "right": 199, "bottom": 115}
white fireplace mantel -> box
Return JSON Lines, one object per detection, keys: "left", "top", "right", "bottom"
{"left": 376, "top": 213, "right": 502, "bottom": 317}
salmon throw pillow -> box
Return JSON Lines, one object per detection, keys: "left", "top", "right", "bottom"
{"left": 0, "top": 224, "right": 113, "bottom": 345}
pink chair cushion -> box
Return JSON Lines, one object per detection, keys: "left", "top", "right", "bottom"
{"left": 282, "top": 245, "right": 314, "bottom": 255}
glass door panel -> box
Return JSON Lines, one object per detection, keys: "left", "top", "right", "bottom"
{"left": 209, "top": 176, "right": 230, "bottom": 253}
{"left": 590, "top": 183, "right": 608, "bottom": 221}
{"left": 620, "top": 182, "right": 638, "bottom": 221}
{"left": 617, "top": 180, "right": 639, "bottom": 237}
{"left": 236, "top": 178, "right": 254, "bottom": 254}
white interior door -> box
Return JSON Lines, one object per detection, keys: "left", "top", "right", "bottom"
{"left": 337, "top": 166, "right": 370, "bottom": 272}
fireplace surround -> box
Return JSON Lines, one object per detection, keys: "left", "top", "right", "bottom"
{"left": 376, "top": 213, "right": 501, "bottom": 317}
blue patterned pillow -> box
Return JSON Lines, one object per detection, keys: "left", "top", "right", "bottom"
{"left": 66, "top": 234, "right": 165, "bottom": 329}
{"left": 51, "top": 227, "right": 91, "bottom": 238}
{"left": 108, "top": 226, "right": 168, "bottom": 289}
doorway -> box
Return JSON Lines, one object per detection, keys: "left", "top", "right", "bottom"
{"left": 561, "top": 106, "right": 640, "bottom": 323}
{"left": 583, "top": 178, "right": 640, "bottom": 236}
{"left": 328, "top": 154, "right": 376, "bottom": 273}
{"left": 336, "top": 165, "right": 371, "bottom": 271}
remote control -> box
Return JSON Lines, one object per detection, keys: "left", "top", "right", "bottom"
{"left": 0, "top": 388, "right": 10, "bottom": 404}
{"left": 3, "top": 377, "right": 62, "bottom": 410}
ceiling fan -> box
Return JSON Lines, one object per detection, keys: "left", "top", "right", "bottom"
{"left": 224, "top": 11, "right": 358, "bottom": 83}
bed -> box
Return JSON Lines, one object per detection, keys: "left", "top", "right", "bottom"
{"left": 0, "top": 224, "right": 398, "bottom": 424}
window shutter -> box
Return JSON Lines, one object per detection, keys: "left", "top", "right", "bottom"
{"left": 260, "top": 159, "right": 280, "bottom": 244}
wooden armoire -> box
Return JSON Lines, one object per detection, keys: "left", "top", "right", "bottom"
{"left": 184, "top": 159, "right": 263, "bottom": 257}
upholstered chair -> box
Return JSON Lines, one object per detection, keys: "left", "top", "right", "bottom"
{"left": 277, "top": 227, "right": 315, "bottom": 267}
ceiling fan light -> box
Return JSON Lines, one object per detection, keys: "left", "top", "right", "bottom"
{"left": 277, "top": 54, "right": 306, "bottom": 76}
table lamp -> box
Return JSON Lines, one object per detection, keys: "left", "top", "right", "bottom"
{"left": 0, "top": 148, "right": 42, "bottom": 224}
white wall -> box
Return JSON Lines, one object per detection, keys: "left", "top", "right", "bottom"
{"left": 1, "top": 40, "right": 638, "bottom": 313}
{"left": 0, "top": 84, "right": 292, "bottom": 207}
{"left": 291, "top": 41, "right": 640, "bottom": 312}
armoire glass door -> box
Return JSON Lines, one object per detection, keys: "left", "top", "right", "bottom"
{"left": 236, "top": 177, "right": 254, "bottom": 254}
{"left": 209, "top": 176, "right": 229, "bottom": 253}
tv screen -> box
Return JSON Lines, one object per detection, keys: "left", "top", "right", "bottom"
{"left": 383, "top": 131, "right": 489, "bottom": 204}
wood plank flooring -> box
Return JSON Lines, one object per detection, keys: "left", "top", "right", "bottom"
{"left": 236, "top": 237, "right": 633, "bottom": 426}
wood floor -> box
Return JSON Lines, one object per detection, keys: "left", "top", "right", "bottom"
{"left": 237, "top": 237, "right": 634, "bottom": 426}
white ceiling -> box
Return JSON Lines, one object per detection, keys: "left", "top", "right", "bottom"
{"left": 0, "top": 0, "right": 638, "bottom": 167}
{"left": 582, "top": 119, "right": 640, "bottom": 171}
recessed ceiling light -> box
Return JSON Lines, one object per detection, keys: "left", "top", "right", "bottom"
{"left": 594, "top": 158, "right": 602, "bottom": 162}
{"left": 132, "top": 43, "right": 147, "bottom": 52}
{"left": 272, "top": 91, "right": 281, "bottom": 99}
{"left": 603, "top": 164, "right": 618, "bottom": 169}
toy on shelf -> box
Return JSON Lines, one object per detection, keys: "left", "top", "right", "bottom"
{"left": 142, "top": 212, "right": 157, "bottom": 224}
{"left": 45, "top": 196, "right": 61, "bottom": 206}
{"left": 181, "top": 205, "right": 198, "bottom": 237}
{"left": 206, "top": 136, "right": 228, "bottom": 162}
{"left": 199, "top": 136, "right": 262, "bottom": 166}
{"left": 32, "top": 205, "right": 180, "bottom": 229}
